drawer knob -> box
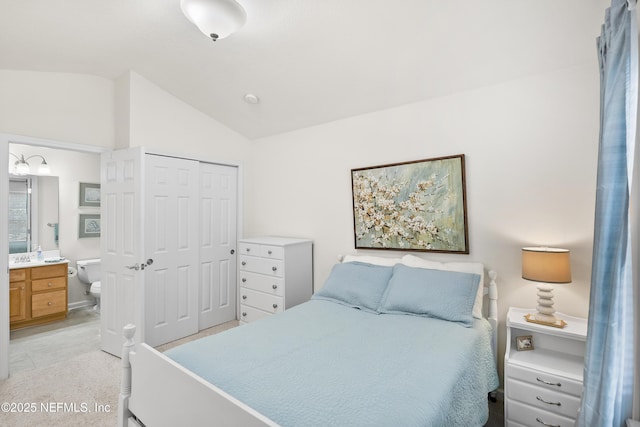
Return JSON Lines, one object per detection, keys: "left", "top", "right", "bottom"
{"left": 535, "top": 417, "right": 561, "bottom": 427}
{"left": 272, "top": 284, "right": 278, "bottom": 290}
{"left": 246, "top": 248, "right": 250, "bottom": 252}
{"left": 48, "top": 282, "right": 53, "bottom": 287}
{"left": 536, "top": 377, "right": 562, "bottom": 387}
{"left": 48, "top": 301, "right": 53, "bottom": 306}
{"left": 272, "top": 304, "right": 278, "bottom": 309}
{"left": 242, "top": 278, "right": 247, "bottom": 283}
{"left": 272, "top": 266, "right": 277, "bottom": 272}
{"left": 242, "top": 261, "right": 246, "bottom": 266}
{"left": 242, "top": 295, "right": 247, "bottom": 300}
{"left": 268, "top": 250, "right": 272, "bottom": 255}
{"left": 536, "top": 396, "right": 561, "bottom": 407}
{"left": 242, "top": 312, "right": 247, "bottom": 317}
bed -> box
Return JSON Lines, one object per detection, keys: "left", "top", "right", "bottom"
{"left": 118, "top": 254, "right": 499, "bottom": 427}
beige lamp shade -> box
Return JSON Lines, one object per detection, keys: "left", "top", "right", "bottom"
{"left": 522, "top": 247, "right": 572, "bottom": 283}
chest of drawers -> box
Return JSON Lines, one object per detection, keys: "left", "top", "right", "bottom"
{"left": 505, "top": 307, "right": 587, "bottom": 427}
{"left": 238, "top": 237, "right": 312, "bottom": 324}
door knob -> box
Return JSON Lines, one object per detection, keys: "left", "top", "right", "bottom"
{"left": 140, "top": 259, "right": 154, "bottom": 270}
{"left": 125, "top": 264, "right": 140, "bottom": 271}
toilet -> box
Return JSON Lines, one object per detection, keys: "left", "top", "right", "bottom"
{"left": 76, "top": 258, "right": 101, "bottom": 312}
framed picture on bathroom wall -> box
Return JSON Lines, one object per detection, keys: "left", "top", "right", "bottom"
{"left": 79, "top": 214, "right": 101, "bottom": 238}
{"left": 79, "top": 182, "right": 101, "bottom": 207}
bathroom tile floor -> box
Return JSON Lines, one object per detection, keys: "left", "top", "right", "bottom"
{"left": 9, "top": 306, "right": 101, "bottom": 375}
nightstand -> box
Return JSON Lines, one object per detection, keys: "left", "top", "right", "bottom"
{"left": 505, "top": 307, "right": 587, "bottom": 427}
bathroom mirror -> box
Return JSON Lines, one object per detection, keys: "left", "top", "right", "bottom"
{"left": 8, "top": 175, "right": 59, "bottom": 254}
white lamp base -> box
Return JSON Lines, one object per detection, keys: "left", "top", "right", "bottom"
{"left": 524, "top": 282, "right": 567, "bottom": 328}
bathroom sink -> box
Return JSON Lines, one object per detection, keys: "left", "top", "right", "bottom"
{"left": 9, "top": 258, "right": 67, "bottom": 269}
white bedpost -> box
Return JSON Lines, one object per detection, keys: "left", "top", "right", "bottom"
{"left": 118, "top": 324, "right": 136, "bottom": 427}
{"left": 487, "top": 270, "right": 499, "bottom": 401}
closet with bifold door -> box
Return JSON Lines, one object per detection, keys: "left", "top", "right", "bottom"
{"left": 100, "top": 148, "right": 238, "bottom": 356}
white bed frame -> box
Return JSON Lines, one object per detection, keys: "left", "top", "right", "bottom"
{"left": 118, "top": 271, "right": 499, "bottom": 427}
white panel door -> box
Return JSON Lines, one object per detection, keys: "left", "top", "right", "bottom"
{"left": 101, "top": 147, "right": 145, "bottom": 356}
{"left": 144, "top": 154, "right": 200, "bottom": 347}
{"left": 199, "top": 163, "right": 237, "bottom": 329}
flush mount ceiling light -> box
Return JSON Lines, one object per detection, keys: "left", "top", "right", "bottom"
{"left": 180, "top": 0, "right": 247, "bottom": 42}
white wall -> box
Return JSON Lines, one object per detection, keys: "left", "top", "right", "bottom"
{"left": 0, "top": 70, "right": 115, "bottom": 149}
{"left": 246, "top": 63, "right": 600, "bottom": 384}
{"left": 126, "top": 71, "right": 251, "bottom": 162}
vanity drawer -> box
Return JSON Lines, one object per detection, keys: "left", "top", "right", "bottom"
{"left": 239, "top": 255, "right": 284, "bottom": 277}
{"left": 32, "top": 276, "right": 66, "bottom": 292}
{"left": 508, "top": 363, "right": 582, "bottom": 397}
{"left": 240, "top": 288, "right": 284, "bottom": 313}
{"left": 31, "top": 290, "right": 66, "bottom": 318}
{"left": 10, "top": 269, "right": 27, "bottom": 282}
{"left": 507, "top": 377, "right": 580, "bottom": 419}
{"left": 31, "top": 264, "right": 67, "bottom": 280}
{"left": 239, "top": 271, "right": 284, "bottom": 296}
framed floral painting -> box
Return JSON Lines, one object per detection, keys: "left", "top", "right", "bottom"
{"left": 351, "top": 154, "right": 469, "bottom": 253}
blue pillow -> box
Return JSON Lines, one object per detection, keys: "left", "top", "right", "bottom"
{"left": 312, "top": 262, "right": 393, "bottom": 313}
{"left": 379, "top": 264, "right": 480, "bottom": 327}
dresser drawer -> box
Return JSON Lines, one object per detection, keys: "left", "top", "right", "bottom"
{"left": 31, "top": 263, "right": 67, "bottom": 280}
{"left": 239, "top": 242, "right": 261, "bottom": 256}
{"left": 240, "top": 288, "right": 284, "bottom": 313}
{"left": 508, "top": 363, "right": 583, "bottom": 397}
{"left": 259, "top": 245, "right": 284, "bottom": 259}
{"left": 239, "top": 255, "right": 284, "bottom": 277}
{"left": 240, "top": 304, "right": 272, "bottom": 323}
{"left": 507, "top": 378, "right": 580, "bottom": 419}
{"left": 32, "top": 276, "right": 66, "bottom": 292}
{"left": 10, "top": 269, "right": 27, "bottom": 282}
{"left": 507, "top": 399, "right": 575, "bottom": 427}
{"left": 239, "top": 271, "right": 284, "bottom": 296}
{"left": 31, "top": 290, "right": 66, "bottom": 318}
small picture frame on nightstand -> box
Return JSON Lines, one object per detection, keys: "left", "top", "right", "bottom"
{"left": 516, "top": 335, "right": 534, "bottom": 351}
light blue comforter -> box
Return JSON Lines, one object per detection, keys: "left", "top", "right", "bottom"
{"left": 165, "top": 300, "right": 498, "bottom": 427}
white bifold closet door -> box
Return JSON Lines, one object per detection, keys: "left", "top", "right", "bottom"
{"left": 144, "top": 156, "right": 238, "bottom": 347}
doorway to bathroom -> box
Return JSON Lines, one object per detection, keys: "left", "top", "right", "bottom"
{"left": 2, "top": 135, "right": 107, "bottom": 377}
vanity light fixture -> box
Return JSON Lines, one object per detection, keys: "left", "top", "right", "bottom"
{"left": 9, "top": 153, "right": 51, "bottom": 175}
{"left": 521, "top": 247, "right": 572, "bottom": 328}
{"left": 180, "top": 0, "right": 247, "bottom": 42}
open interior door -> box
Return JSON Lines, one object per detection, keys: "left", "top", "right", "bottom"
{"left": 100, "top": 147, "right": 145, "bottom": 356}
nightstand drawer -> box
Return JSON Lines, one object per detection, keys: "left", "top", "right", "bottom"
{"left": 507, "top": 399, "right": 575, "bottom": 427}
{"left": 239, "top": 255, "right": 284, "bottom": 277}
{"left": 508, "top": 363, "right": 582, "bottom": 397}
{"left": 507, "top": 377, "right": 580, "bottom": 419}
{"left": 240, "top": 288, "right": 283, "bottom": 313}
{"left": 239, "top": 271, "right": 284, "bottom": 296}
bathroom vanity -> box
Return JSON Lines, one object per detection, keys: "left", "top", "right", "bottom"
{"left": 9, "top": 259, "right": 69, "bottom": 330}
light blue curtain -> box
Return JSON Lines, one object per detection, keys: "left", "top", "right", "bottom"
{"left": 578, "top": 1, "right": 638, "bottom": 426}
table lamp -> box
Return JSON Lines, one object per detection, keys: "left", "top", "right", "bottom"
{"left": 521, "top": 247, "right": 572, "bottom": 328}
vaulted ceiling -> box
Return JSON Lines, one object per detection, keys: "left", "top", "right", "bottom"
{"left": 0, "top": 0, "right": 609, "bottom": 139}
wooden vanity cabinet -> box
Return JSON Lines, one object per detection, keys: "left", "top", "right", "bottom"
{"left": 9, "top": 269, "right": 27, "bottom": 322}
{"left": 9, "top": 263, "right": 68, "bottom": 330}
